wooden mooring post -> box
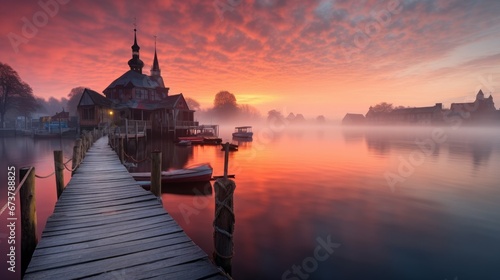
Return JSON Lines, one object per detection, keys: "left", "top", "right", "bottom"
{"left": 53, "top": 150, "right": 64, "bottom": 198}
{"left": 72, "top": 139, "right": 82, "bottom": 175}
{"left": 20, "top": 167, "right": 37, "bottom": 278}
{"left": 125, "top": 118, "right": 129, "bottom": 143}
{"left": 119, "top": 137, "right": 124, "bottom": 164}
{"left": 151, "top": 151, "right": 162, "bottom": 197}
{"left": 135, "top": 121, "right": 139, "bottom": 143}
{"left": 213, "top": 142, "right": 235, "bottom": 275}
{"left": 223, "top": 142, "right": 229, "bottom": 179}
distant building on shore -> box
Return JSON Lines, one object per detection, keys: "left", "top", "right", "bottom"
{"left": 448, "top": 90, "right": 498, "bottom": 124}
{"left": 343, "top": 90, "right": 500, "bottom": 125}
{"left": 365, "top": 103, "right": 443, "bottom": 125}
{"left": 77, "top": 28, "right": 197, "bottom": 134}
{"left": 342, "top": 113, "right": 365, "bottom": 125}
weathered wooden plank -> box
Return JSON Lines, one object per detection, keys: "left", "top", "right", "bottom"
{"left": 43, "top": 207, "right": 169, "bottom": 232}
{"left": 45, "top": 199, "right": 162, "bottom": 218}
{"left": 41, "top": 214, "right": 174, "bottom": 237}
{"left": 28, "top": 234, "right": 192, "bottom": 272}
{"left": 54, "top": 193, "right": 157, "bottom": 211}
{"left": 25, "top": 243, "right": 206, "bottom": 279}
{"left": 52, "top": 191, "right": 150, "bottom": 206}
{"left": 36, "top": 220, "right": 177, "bottom": 249}
{"left": 32, "top": 225, "right": 183, "bottom": 257}
{"left": 91, "top": 256, "right": 222, "bottom": 280}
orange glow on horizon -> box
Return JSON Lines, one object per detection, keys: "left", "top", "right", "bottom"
{"left": 1, "top": 1, "right": 499, "bottom": 119}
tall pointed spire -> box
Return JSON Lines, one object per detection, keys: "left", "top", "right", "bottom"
{"left": 128, "top": 24, "right": 144, "bottom": 74}
{"left": 132, "top": 28, "right": 140, "bottom": 54}
{"left": 151, "top": 35, "right": 161, "bottom": 76}
{"left": 150, "top": 35, "right": 165, "bottom": 88}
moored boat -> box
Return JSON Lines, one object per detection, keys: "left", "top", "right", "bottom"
{"left": 130, "top": 163, "right": 213, "bottom": 183}
{"left": 176, "top": 140, "right": 192, "bottom": 146}
{"left": 177, "top": 136, "right": 222, "bottom": 145}
{"left": 177, "top": 136, "right": 204, "bottom": 144}
{"left": 232, "top": 126, "right": 253, "bottom": 138}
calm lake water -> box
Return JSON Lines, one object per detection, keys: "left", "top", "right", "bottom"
{"left": 1, "top": 125, "right": 500, "bottom": 280}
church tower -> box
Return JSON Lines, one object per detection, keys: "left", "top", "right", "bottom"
{"left": 150, "top": 38, "right": 165, "bottom": 88}
{"left": 128, "top": 28, "right": 144, "bottom": 73}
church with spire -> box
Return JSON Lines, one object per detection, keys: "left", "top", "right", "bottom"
{"left": 77, "top": 27, "right": 197, "bottom": 134}
{"left": 103, "top": 27, "right": 170, "bottom": 106}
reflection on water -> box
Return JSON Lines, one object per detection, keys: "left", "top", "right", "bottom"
{"left": 1, "top": 125, "right": 500, "bottom": 279}
{"left": 166, "top": 125, "right": 500, "bottom": 280}
{"left": 0, "top": 136, "right": 75, "bottom": 279}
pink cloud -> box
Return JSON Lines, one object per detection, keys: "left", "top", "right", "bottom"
{"left": 0, "top": 0, "right": 499, "bottom": 118}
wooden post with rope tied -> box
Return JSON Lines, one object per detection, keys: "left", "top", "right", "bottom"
{"left": 213, "top": 142, "right": 235, "bottom": 275}
{"left": 72, "top": 138, "right": 82, "bottom": 176}
{"left": 53, "top": 150, "right": 64, "bottom": 198}
{"left": 151, "top": 151, "right": 162, "bottom": 197}
{"left": 20, "top": 167, "right": 37, "bottom": 278}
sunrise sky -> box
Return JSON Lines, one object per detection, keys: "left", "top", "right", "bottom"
{"left": 1, "top": 0, "right": 500, "bottom": 119}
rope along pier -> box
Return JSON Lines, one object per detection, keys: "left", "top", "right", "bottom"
{"left": 23, "top": 137, "right": 229, "bottom": 279}
{"left": 0, "top": 130, "right": 100, "bottom": 217}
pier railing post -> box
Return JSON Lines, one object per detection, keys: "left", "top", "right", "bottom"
{"left": 151, "top": 151, "right": 162, "bottom": 197}
{"left": 213, "top": 178, "right": 235, "bottom": 275}
{"left": 72, "top": 139, "right": 82, "bottom": 176}
{"left": 119, "top": 137, "right": 124, "bottom": 164}
{"left": 223, "top": 142, "right": 229, "bottom": 179}
{"left": 20, "top": 167, "right": 37, "bottom": 278}
{"left": 135, "top": 121, "right": 139, "bottom": 143}
{"left": 54, "top": 150, "right": 64, "bottom": 198}
{"left": 125, "top": 118, "right": 129, "bottom": 143}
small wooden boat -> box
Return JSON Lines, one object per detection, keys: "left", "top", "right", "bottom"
{"left": 177, "top": 136, "right": 222, "bottom": 145}
{"left": 232, "top": 126, "right": 253, "bottom": 138}
{"left": 178, "top": 136, "right": 204, "bottom": 144}
{"left": 203, "top": 136, "right": 222, "bottom": 144}
{"left": 176, "top": 140, "right": 192, "bottom": 146}
{"left": 130, "top": 163, "right": 213, "bottom": 183}
{"left": 138, "top": 181, "right": 213, "bottom": 196}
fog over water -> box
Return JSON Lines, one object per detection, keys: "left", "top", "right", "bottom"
{"left": 1, "top": 124, "right": 499, "bottom": 279}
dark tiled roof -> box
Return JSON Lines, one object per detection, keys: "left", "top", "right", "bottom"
{"left": 161, "top": 94, "right": 182, "bottom": 108}
{"left": 343, "top": 113, "right": 365, "bottom": 120}
{"left": 105, "top": 70, "right": 162, "bottom": 90}
{"left": 113, "top": 94, "right": 187, "bottom": 111}
{"left": 391, "top": 105, "right": 440, "bottom": 114}
{"left": 52, "top": 111, "right": 69, "bottom": 119}
{"left": 84, "top": 88, "right": 113, "bottom": 107}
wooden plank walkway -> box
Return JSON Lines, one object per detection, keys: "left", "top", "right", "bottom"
{"left": 24, "top": 137, "right": 228, "bottom": 280}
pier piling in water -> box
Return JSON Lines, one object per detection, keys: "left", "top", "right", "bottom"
{"left": 20, "top": 167, "right": 37, "bottom": 278}
{"left": 72, "top": 139, "right": 82, "bottom": 175}
{"left": 119, "top": 137, "right": 124, "bottom": 164}
{"left": 53, "top": 150, "right": 64, "bottom": 198}
{"left": 213, "top": 178, "right": 235, "bottom": 275}
{"left": 223, "top": 142, "right": 229, "bottom": 178}
{"left": 151, "top": 151, "right": 162, "bottom": 197}
{"left": 213, "top": 142, "right": 235, "bottom": 275}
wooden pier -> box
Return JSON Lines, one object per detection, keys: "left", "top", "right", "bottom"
{"left": 24, "top": 137, "right": 228, "bottom": 279}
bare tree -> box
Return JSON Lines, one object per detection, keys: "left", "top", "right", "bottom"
{"left": 369, "top": 102, "right": 394, "bottom": 113}
{"left": 0, "top": 62, "right": 38, "bottom": 128}
{"left": 66, "top": 86, "right": 86, "bottom": 116}
{"left": 185, "top": 97, "right": 201, "bottom": 111}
